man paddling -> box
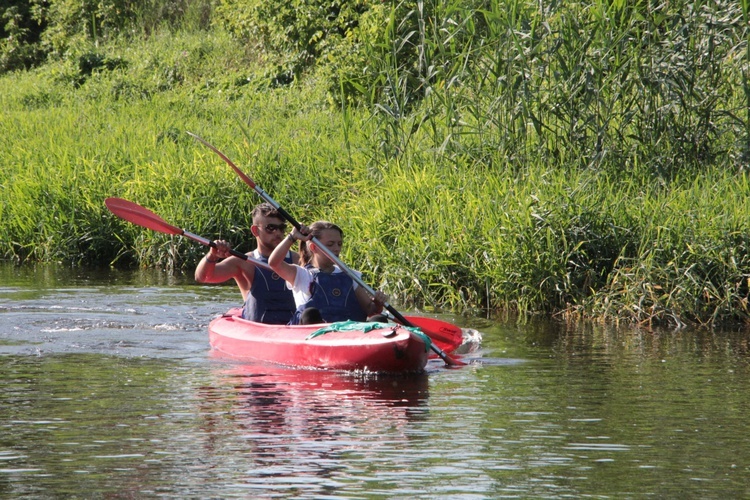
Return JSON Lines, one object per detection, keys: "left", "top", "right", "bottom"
{"left": 195, "top": 203, "right": 299, "bottom": 324}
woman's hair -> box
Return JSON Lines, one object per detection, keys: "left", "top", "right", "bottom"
{"left": 299, "top": 221, "right": 344, "bottom": 267}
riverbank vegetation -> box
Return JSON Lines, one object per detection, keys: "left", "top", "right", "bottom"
{"left": 1, "top": 0, "right": 749, "bottom": 329}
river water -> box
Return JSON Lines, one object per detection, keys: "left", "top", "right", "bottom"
{"left": 1, "top": 263, "right": 749, "bottom": 498}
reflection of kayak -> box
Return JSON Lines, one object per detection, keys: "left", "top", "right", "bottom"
{"left": 196, "top": 364, "right": 429, "bottom": 457}
{"left": 209, "top": 308, "right": 431, "bottom": 373}
{"left": 223, "top": 362, "right": 430, "bottom": 406}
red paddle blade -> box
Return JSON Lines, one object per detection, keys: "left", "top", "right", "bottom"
{"left": 403, "top": 316, "right": 463, "bottom": 354}
{"left": 187, "top": 132, "right": 257, "bottom": 189}
{"left": 105, "top": 198, "right": 182, "bottom": 236}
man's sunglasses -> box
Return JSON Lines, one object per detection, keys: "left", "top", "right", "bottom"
{"left": 256, "top": 223, "right": 287, "bottom": 234}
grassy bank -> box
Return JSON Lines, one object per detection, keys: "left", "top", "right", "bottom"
{"left": 1, "top": 30, "right": 352, "bottom": 265}
{"left": 2, "top": 1, "right": 750, "bottom": 329}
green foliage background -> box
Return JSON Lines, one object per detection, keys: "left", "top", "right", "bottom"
{"left": 1, "top": 0, "right": 750, "bottom": 328}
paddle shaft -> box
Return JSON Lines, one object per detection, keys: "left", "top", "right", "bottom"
{"left": 188, "top": 132, "right": 464, "bottom": 366}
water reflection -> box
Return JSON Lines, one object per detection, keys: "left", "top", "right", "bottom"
{"left": 196, "top": 364, "right": 430, "bottom": 494}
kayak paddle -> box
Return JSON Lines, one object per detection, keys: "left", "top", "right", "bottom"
{"left": 104, "top": 197, "right": 272, "bottom": 270}
{"left": 402, "top": 315, "right": 463, "bottom": 354}
{"left": 187, "top": 132, "right": 466, "bottom": 367}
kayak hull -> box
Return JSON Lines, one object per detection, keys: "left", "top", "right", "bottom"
{"left": 209, "top": 309, "right": 430, "bottom": 373}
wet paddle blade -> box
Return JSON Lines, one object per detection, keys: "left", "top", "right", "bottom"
{"left": 403, "top": 315, "right": 463, "bottom": 354}
{"left": 105, "top": 198, "right": 268, "bottom": 265}
{"left": 105, "top": 198, "right": 182, "bottom": 236}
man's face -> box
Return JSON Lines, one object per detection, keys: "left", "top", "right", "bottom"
{"left": 252, "top": 215, "right": 287, "bottom": 249}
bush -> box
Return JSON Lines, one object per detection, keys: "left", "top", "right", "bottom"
{"left": 0, "top": 1, "right": 47, "bottom": 71}
{"left": 0, "top": 0, "right": 213, "bottom": 73}
{"left": 214, "top": 0, "right": 370, "bottom": 83}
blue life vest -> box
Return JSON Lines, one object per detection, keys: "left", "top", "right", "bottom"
{"left": 291, "top": 268, "right": 366, "bottom": 324}
{"left": 242, "top": 251, "right": 296, "bottom": 324}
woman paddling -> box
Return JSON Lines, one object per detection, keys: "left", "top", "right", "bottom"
{"left": 268, "top": 221, "right": 388, "bottom": 325}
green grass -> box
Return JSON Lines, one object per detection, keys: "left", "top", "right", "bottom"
{"left": 2, "top": 1, "right": 750, "bottom": 329}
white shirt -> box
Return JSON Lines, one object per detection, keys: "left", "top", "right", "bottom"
{"left": 288, "top": 265, "right": 361, "bottom": 307}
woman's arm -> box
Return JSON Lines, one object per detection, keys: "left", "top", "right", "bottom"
{"left": 354, "top": 286, "right": 387, "bottom": 317}
{"left": 268, "top": 234, "right": 299, "bottom": 285}
{"left": 269, "top": 227, "right": 307, "bottom": 285}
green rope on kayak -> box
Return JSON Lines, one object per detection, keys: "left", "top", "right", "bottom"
{"left": 306, "top": 321, "right": 432, "bottom": 351}
{"left": 406, "top": 328, "right": 432, "bottom": 351}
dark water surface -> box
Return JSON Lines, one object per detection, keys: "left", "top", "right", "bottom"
{"left": 2, "top": 263, "right": 750, "bottom": 498}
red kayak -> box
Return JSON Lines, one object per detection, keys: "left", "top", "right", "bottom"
{"left": 209, "top": 309, "right": 433, "bottom": 373}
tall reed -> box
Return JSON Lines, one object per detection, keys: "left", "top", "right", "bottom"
{"left": 355, "top": 0, "right": 747, "bottom": 178}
